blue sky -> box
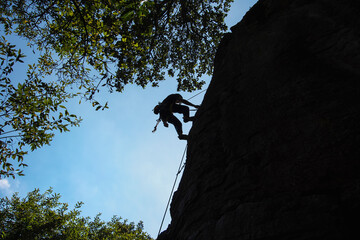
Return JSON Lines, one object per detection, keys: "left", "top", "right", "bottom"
{"left": 0, "top": 1, "right": 257, "bottom": 238}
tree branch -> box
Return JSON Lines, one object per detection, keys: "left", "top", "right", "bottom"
{"left": 0, "top": 134, "right": 22, "bottom": 140}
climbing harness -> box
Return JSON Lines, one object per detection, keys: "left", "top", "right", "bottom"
{"left": 158, "top": 144, "right": 188, "bottom": 238}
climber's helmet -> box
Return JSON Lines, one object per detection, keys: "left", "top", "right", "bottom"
{"left": 153, "top": 104, "right": 160, "bottom": 114}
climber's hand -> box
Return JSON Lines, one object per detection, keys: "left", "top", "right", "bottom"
{"left": 163, "top": 121, "right": 169, "bottom": 127}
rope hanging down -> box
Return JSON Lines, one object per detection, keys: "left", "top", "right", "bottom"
{"left": 156, "top": 89, "right": 207, "bottom": 236}
{"left": 157, "top": 144, "right": 188, "bottom": 238}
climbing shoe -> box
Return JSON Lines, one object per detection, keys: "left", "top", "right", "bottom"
{"left": 183, "top": 116, "right": 195, "bottom": 123}
{"left": 178, "top": 134, "right": 188, "bottom": 140}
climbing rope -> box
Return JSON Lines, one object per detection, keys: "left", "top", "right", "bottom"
{"left": 156, "top": 90, "right": 207, "bottom": 236}
{"left": 157, "top": 144, "right": 188, "bottom": 238}
{"left": 186, "top": 88, "right": 207, "bottom": 101}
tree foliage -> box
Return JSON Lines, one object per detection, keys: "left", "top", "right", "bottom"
{"left": 0, "top": 0, "right": 233, "bottom": 177}
{"left": 0, "top": 36, "right": 82, "bottom": 178}
{"left": 0, "top": 188, "right": 153, "bottom": 240}
{"left": 1, "top": 0, "right": 233, "bottom": 92}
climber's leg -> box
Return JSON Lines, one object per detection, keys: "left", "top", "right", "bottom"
{"left": 172, "top": 105, "right": 194, "bottom": 122}
{"left": 167, "top": 114, "right": 187, "bottom": 140}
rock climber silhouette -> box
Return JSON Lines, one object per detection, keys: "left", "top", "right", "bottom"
{"left": 153, "top": 93, "right": 199, "bottom": 140}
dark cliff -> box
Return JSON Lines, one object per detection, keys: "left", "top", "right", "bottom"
{"left": 158, "top": 0, "right": 360, "bottom": 239}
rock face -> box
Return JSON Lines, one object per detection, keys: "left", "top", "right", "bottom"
{"left": 158, "top": 0, "right": 360, "bottom": 239}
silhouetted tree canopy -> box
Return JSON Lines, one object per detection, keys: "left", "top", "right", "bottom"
{"left": 0, "top": 36, "right": 82, "bottom": 178}
{"left": 1, "top": 0, "right": 232, "bottom": 92}
{"left": 0, "top": 188, "right": 153, "bottom": 239}
{"left": 0, "top": 0, "right": 233, "bottom": 177}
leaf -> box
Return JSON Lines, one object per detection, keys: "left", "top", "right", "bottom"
{"left": 121, "top": 11, "right": 135, "bottom": 21}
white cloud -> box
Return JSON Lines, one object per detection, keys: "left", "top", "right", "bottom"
{"left": 0, "top": 179, "right": 11, "bottom": 196}
{"left": 0, "top": 179, "right": 20, "bottom": 197}
{"left": 0, "top": 179, "right": 10, "bottom": 189}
